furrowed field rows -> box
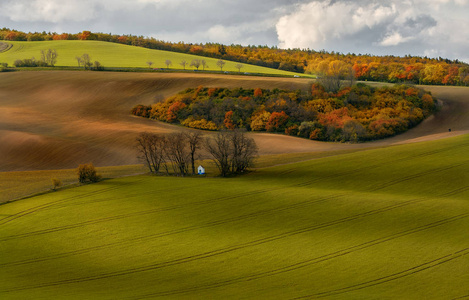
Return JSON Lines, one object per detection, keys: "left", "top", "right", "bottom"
{"left": 2, "top": 151, "right": 465, "bottom": 243}
{"left": 2, "top": 183, "right": 468, "bottom": 294}
{"left": 1, "top": 134, "right": 468, "bottom": 299}
{"left": 122, "top": 214, "right": 469, "bottom": 299}
{"left": 294, "top": 247, "right": 469, "bottom": 299}
{"left": 0, "top": 177, "right": 151, "bottom": 226}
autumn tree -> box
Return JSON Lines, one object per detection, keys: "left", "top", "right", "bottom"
{"left": 250, "top": 111, "right": 271, "bottom": 131}
{"left": 216, "top": 59, "right": 226, "bottom": 71}
{"left": 51, "top": 178, "right": 62, "bottom": 190}
{"left": 180, "top": 60, "right": 187, "bottom": 70}
{"left": 165, "top": 59, "right": 172, "bottom": 69}
{"left": 253, "top": 88, "right": 263, "bottom": 98}
{"left": 77, "top": 163, "right": 101, "bottom": 183}
{"left": 224, "top": 111, "right": 236, "bottom": 130}
{"left": 146, "top": 61, "right": 153, "bottom": 68}
{"left": 166, "top": 101, "right": 186, "bottom": 122}
{"left": 235, "top": 63, "right": 244, "bottom": 72}
{"left": 265, "top": 111, "right": 289, "bottom": 132}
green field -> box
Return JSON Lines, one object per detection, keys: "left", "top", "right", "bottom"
{"left": 1, "top": 134, "right": 468, "bottom": 299}
{"left": 0, "top": 40, "right": 302, "bottom": 76}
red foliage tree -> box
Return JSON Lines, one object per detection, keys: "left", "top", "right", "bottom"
{"left": 79, "top": 31, "right": 91, "bottom": 40}
{"left": 254, "top": 88, "right": 263, "bottom": 98}
{"left": 266, "top": 111, "right": 289, "bottom": 132}
{"left": 166, "top": 101, "right": 186, "bottom": 123}
{"left": 224, "top": 111, "right": 236, "bottom": 129}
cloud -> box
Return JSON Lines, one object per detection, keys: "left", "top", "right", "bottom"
{"left": 0, "top": 0, "right": 97, "bottom": 23}
{"left": 0, "top": 0, "right": 467, "bottom": 62}
{"left": 275, "top": 0, "right": 469, "bottom": 59}
{"left": 276, "top": 1, "right": 397, "bottom": 49}
{"left": 379, "top": 31, "right": 413, "bottom": 46}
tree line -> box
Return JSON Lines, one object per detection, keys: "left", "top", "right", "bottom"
{"left": 132, "top": 83, "right": 437, "bottom": 142}
{"left": 1, "top": 28, "right": 467, "bottom": 86}
{"left": 136, "top": 130, "right": 258, "bottom": 177}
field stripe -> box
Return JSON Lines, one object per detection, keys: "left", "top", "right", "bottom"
{"left": 0, "top": 177, "right": 150, "bottom": 226}
{"left": 2, "top": 190, "right": 466, "bottom": 293}
{"left": 0, "top": 191, "right": 340, "bottom": 242}
{"left": 293, "top": 247, "right": 469, "bottom": 299}
{"left": 121, "top": 213, "right": 469, "bottom": 299}
{"left": 0, "top": 193, "right": 342, "bottom": 266}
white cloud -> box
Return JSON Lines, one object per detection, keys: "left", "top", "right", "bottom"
{"left": 379, "top": 31, "right": 414, "bottom": 46}
{"left": 0, "top": 0, "right": 96, "bottom": 23}
{"left": 276, "top": 1, "right": 397, "bottom": 49}
{"left": 275, "top": 0, "right": 469, "bottom": 62}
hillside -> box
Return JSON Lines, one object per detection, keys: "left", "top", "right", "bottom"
{"left": 1, "top": 71, "right": 468, "bottom": 172}
{"left": 1, "top": 29, "right": 468, "bottom": 86}
{"left": 0, "top": 40, "right": 301, "bottom": 76}
{"left": 1, "top": 134, "right": 468, "bottom": 299}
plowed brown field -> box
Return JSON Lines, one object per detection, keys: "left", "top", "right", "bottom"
{"left": 1, "top": 71, "right": 468, "bottom": 171}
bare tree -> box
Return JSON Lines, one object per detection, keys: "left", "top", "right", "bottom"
{"left": 75, "top": 56, "right": 82, "bottom": 68}
{"left": 180, "top": 59, "right": 187, "bottom": 70}
{"left": 136, "top": 132, "right": 166, "bottom": 174}
{"left": 190, "top": 59, "right": 201, "bottom": 70}
{"left": 147, "top": 61, "right": 154, "bottom": 68}
{"left": 164, "top": 132, "right": 190, "bottom": 176}
{"left": 230, "top": 130, "right": 258, "bottom": 173}
{"left": 40, "top": 49, "right": 58, "bottom": 67}
{"left": 216, "top": 59, "right": 226, "bottom": 71}
{"left": 93, "top": 61, "right": 104, "bottom": 71}
{"left": 201, "top": 60, "right": 208, "bottom": 70}
{"left": 235, "top": 63, "right": 243, "bottom": 72}
{"left": 165, "top": 59, "right": 172, "bottom": 69}
{"left": 205, "top": 130, "right": 258, "bottom": 177}
{"left": 205, "top": 132, "right": 231, "bottom": 177}
{"left": 80, "top": 53, "right": 92, "bottom": 70}
{"left": 185, "top": 132, "right": 203, "bottom": 175}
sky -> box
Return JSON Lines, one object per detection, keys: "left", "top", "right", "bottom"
{"left": 0, "top": 0, "right": 468, "bottom": 62}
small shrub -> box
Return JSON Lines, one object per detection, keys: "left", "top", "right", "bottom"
{"left": 77, "top": 163, "right": 101, "bottom": 183}
{"left": 51, "top": 178, "right": 62, "bottom": 190}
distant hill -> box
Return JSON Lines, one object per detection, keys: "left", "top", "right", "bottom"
{"left": 0, "top": 40, "right": 303, "bottom": 76}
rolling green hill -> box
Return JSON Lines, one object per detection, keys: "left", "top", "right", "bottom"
{"left": 0, "top": 40, "right": 302, "bottom": 76}
{"left": 1, "top": 134, "right": 468, "bottom": 299}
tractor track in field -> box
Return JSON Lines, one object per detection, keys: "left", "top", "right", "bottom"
{"left": 2, "top": 185, "right": 468, "bottom": 293}
{"left": 293, "top": 247, "right": 469, "bottom": 299}
{"left": 2, "top": 149, "right": 467, "bottom": 242}
{"left": 369, "top": 160, "right": 469, "bottom": 192}
{"left": 0, "top": 193, "right": 343, "bottom": 267}
{"left": 2, "top": 134, "right": 467, "bottom": 227}
{"left": 2, "top": 154, "right": 458, "bottom": 242}
{"left": 293, "top": 139, "right": 469, "bottom": 189}
{"left": 0, "top": 188, "right": 342, "bottom": 243}
{"left": 123, "top": 213, "right": 469, "bottom": 299}
{"left": 0, "top": 177, "right": 151, "bottom": 226}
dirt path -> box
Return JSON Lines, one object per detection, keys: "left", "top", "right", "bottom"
{"left": 0, "top": 71, "right": 468, "bottom": 171}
